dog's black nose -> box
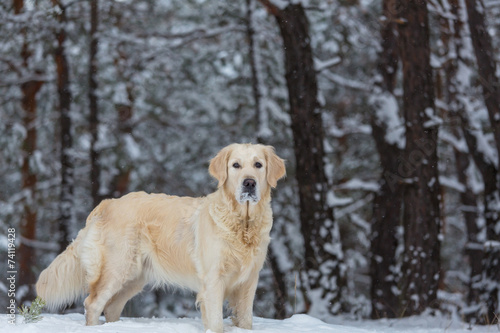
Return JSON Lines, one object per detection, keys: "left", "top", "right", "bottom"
{"left": 243, "top": 178, "right": 256, "bottom": 189}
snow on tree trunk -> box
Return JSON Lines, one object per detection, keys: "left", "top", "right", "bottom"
{"left": 463, "top": 0, "right": 500, "bottom": 323}
{"left": 456, "top": 82, "right": 499, "bottom": 322}
{"left": 397, "top": 0, "right": 442, "bottom": 315}
{"left": 438, "top": 0, "right": 484, "bottom": 319}
{"left": 460, "top": 108, "right": 499, "bottom": 323}
{"left": 369, "top": 0, "right": 404, "bottom": 319}
{"left": 258, "top": 1, "right": 347, "bottom": 316}
{"left": 464, "top": 0, "right": 500, "bottom": 168}
{"left": 52, "top": 1, "right": 74, "bottom": 252}
{"left": 454, "top": 147, "right": 483, "bottom": 308}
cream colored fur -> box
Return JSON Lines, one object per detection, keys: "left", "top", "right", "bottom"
{"left": 36, "top": 143, "right": 286, "bottom": 333}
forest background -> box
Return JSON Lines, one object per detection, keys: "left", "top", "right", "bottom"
{"left": 1, "top": 0, "right": 500, "bottom": 326}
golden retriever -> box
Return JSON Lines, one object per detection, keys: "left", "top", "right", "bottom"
{"left": 36, "top": 143, "right": 286, "bottom": 333}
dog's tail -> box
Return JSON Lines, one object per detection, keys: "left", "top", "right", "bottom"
{"left": 36, "top": 236, "right": 86, "bottom": 311}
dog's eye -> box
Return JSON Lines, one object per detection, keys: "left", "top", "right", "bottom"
{"left": 233, "top": 162, "right": 241, "bottom": 169}
{"left": 255, "top": 162, "right": 262, "bottom": 169}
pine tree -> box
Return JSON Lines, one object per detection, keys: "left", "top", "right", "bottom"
{"left": 397, "top": 0, "right": 442, "bottom": 315}
{"left": 15, "top": 0, "right": 44, "bottom": 303}
{"left": 18, "top": 297, "right": 46, "bottom": 324}
{"left": 370, "top": 0, "right": 403, "bottom": 318}
{"left": 51, "top": 0, "right": 74, "bottom": 252}
{"left": 258, "top": 0, "right": 347, "bottom": 316}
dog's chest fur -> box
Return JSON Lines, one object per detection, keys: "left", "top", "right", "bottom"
{"left": 209, "top": 202, "right": 271, "bottom": 277}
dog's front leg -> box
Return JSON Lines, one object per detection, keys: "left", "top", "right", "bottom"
{"left": 199, "top": 274, "right": 224, "bottom": 333}
{"left": 229, "top": 271, "right": 259, "bottom": 329}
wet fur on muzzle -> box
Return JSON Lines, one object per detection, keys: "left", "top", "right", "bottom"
{"left": 236, "top": 181, "right": 260, "bottom": 204}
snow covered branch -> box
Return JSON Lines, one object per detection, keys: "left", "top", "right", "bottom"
{"left": 321, "top": 70, "right": 372, "bottom": 92}
{"left": 137, "top": 24, "right": 246, "bottom": 44}
{"left": 314, "top": 57, "right": 342, "bottom": 73}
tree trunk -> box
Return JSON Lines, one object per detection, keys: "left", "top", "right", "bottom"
{"left": 258, "top": 0, "right": 346, "bottom": 315}
{"left": 459, "top": 110, "right": 499, "bottom": 323}
{"left": 267, "top": 246, "right": 288, "bottom": 319}
{"left": 52, "top": 1, "right": 74, "bottom": 252}
{"left": 15, "top": 0, "right": 44, "bottom": 302}
{"left": 370, "top": 0, "right": 402, "bottom": 319}
{"left": 246, "top": 0, "right": 265, "bottom": 142}
{"left": 463, "top": 0, "right": 500, "bottom": 323}
{"left": 397, "top": 0, "right": 442, "bottom": 315}
{"left": 464, "top": 0, "right": 500, "bottom": 167}
{"left": 370, "top": 128, "right": 403, "bottom": 318}
{"left": 439, "top": 0, "right": 483, "bottom": 317}
{"left": 454, "top": 149, "right": 482, "bottom": 308}
{"left": 111, "top": 95, "right": 133, "bottom": 198}
{"left": 248, "top": 0, "right": 287, "bottom": 318}
{"left": 107, "top": 9, "right": 135, "bottom": 200}
{"left": 19, "top": 82, "right": 43, "bottom": 302}
{"left": 89, "top": 0, "right": 101, "bottom": 208}
{"left": 376, "top": 0, "right": 399, "bottom": 94}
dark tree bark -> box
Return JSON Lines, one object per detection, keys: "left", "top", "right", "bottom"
{"left": 267, "top": 246, "right": 288, "bottom": 319}
{"left": 462, "top": 0, "right": 500, "bottom": 324}
{"left": 19, "top": 80, "right": 43, "bottom": 296}
{"left": 107, "top": 11, "right": 134, "bottom": 200}
{"left": 459, "top": 111, "right": 499, "bottom": 323}
{"left": 52, "top": 1, "right": 74, "bottom": 252}
{"left": 454, "top": 148, "right": 482, "bottom": 308}
{"left": 246, "top": 0, "right": 264, "bottom": 142}
{"left": 370, "top": 126, "right": 403, "bottom": 319}
{"left": 459, "top": 112, "right": 499, "bottom": 322}
{"left": 258, "top": 0, "right": 346, "bottom": 314}
{"left": 463, "top": 0, "right": 500, "bottom": 323}
{"left": 465, "top": 0, "right": 500, "bottom": 167}
{"left": 89, "top": 0, "right": 101, "bottom": 207}
{"left": 111, "top": 87, "right": 133, "bottom": 198}
{"left": 370, "top": 0, "right": 402, "bottom": 319}
{"left": 376, "top": 0, "right": 399, "bottom": 94}
{"left": 397, "top": 0, "right": 442, "bottom": 315}
{"left": 15, "top": 0, "right": 44, "bottom": 302}
{"left": 248, "top": 0, "right": 287, "bottom": 318}
{"left": 439, "top": 0, "right": 483, "bottom": 317}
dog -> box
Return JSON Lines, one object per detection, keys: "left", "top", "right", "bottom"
{"left": 36, "top": 143, "right": 286, "bottom": 333}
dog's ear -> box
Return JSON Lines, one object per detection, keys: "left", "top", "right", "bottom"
{"left": 209, "top": 145, "right": 233, "bottom": 188}
{"left": 265, "top": 146, "right": 286, "bottom": 188}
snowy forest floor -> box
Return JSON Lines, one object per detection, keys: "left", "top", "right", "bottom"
{"left": 2, "top": 313, "right": 500, "bottom": 333}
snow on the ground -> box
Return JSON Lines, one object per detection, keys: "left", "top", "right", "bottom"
{"left": 1, "top": 313, "right": 498, "bottom": 333}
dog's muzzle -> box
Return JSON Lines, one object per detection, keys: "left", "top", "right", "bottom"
{"left": 237, "top": 178, "right": 259, "bottom": 204}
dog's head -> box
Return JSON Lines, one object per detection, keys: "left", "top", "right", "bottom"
{"left": 209, "top": 143, "right": 286, "bottom": 205}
